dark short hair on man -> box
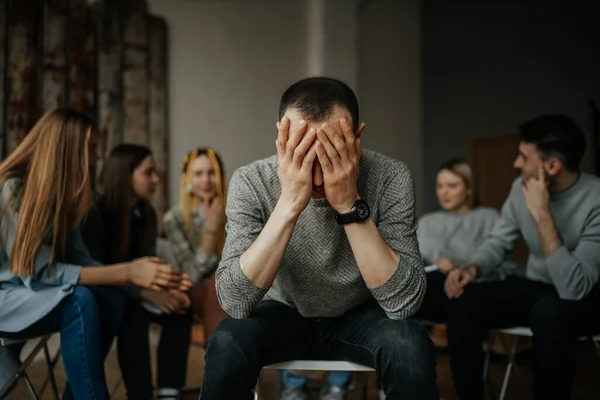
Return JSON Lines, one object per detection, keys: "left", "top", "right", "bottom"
{"left": 519, "top": 114, "right": 586, "bottom": 171}
{"left": 279, "top": 77, "right": 359, "bottom": 133}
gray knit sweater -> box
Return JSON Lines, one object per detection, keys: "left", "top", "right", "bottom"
{"left": 469, "top": 173, "right": 600, "bottom": 300}
{"left": 215, "top": 149, "right": 426, "bottom": 320}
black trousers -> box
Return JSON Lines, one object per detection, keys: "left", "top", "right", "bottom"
{"left": 415, "top": 271, "right": 451, "bottom": 323}
{"left": 446, "top": 276, "right": 600, "bottom": 400}
{"left": 200, "top": 300, "right": 439, "bottom": 400}
{"left": 117, "top": 298, "right": 193, "bottom": 400}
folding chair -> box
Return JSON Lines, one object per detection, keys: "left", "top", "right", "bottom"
{"left": 0, "top": 335, "right": 61, "bottom": 400}
{"left": 483, "top": 326, "right": 600, "bottom": 400}
{"left": 257, "top": 360, "right": 375, "bottom": 399}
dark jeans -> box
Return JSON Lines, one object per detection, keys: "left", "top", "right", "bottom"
{"left": 200, "top": 300, "right": 439, "bottom": 400}
{"left": 447, "top": 277, "right": 600, "bottom": 400}
{"left": 117, "top": 299, "right": 193, "bottom": 400}
{"left": 415, "top": 271, "right": 450, "bottom": 323}
{"left": 0, "top": 286, "right": 124, "bottom": 400}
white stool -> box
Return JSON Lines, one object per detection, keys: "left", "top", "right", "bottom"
{"left": 257, "top": 360, "right": 375, "bottom": 399}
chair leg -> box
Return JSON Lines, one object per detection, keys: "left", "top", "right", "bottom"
{"left": 592, "top": 338, "right": 600, "bottom": 360}
{"left": 484, "top": 332, "right": 498, "bottom": 400}
{"left": 22, "top": 372, "right": 40, "bottom": 400}
{"left": 498, "top": 335, "right": 522, "bottom": 378}
{"left": 498, "top": 336, "right": 520, "bottom": 400}
{"left": 40, "top": 341, "right": 60, "bottom": 400}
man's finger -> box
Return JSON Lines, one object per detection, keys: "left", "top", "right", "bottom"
{"left": 340, "top": 118, "right": 357, "bottom": 163}
{"left": 315, "top": 141, "right": 333, "bottom": 173}
{"left": 323, "top": 122, "right": 350, "bottom": 164}
{"left": 277, "top": 117, "right": 289, "bottom": 150}
{"left": 292, "top": 128, "right": 317, "bottom": 167}
{"left": 301, "top": 142, "right": 318, "bottom": 174}
{"left": 286, "top": 120, "right": 308, "bottom": 160}
{"left": 317, "top": 127, "right": 341, "bottom": 169}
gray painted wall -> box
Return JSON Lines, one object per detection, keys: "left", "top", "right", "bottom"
{"left": 422, "top": 0, "right": 600, "bottom": 212}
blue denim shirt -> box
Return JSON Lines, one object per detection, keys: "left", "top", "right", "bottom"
{"left": 0, "top": 179, "right": 102, "bottom": 333}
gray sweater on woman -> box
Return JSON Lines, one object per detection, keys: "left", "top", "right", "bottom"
{"left": 418, "top": 207, "right": 516, "bottom": 279}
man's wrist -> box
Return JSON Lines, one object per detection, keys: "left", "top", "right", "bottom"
{"left": 274, "top": 200, "right": 302, "bottom": 222}
{"left": 333, "top": 194, "right": 361, "bottom": 214}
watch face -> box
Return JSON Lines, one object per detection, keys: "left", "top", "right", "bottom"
{"left": 356, "top": 201, "right": 369, "bottom": 219}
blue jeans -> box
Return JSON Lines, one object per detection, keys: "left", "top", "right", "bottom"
{"left": 0, "top": 286, "right": 124, "bottom": 400}
{"left": 283, "top": 370, "right": 351, "bottom": 389}
{"left": 201, "top": 300, "right": 438, "bottom": 399}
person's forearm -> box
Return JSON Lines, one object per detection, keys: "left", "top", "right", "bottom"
{"left": 536, "top": 210, "right": 563, "bottom": 258}
{"left": 239, "top": 200, "right": 299, "bottom": 288}
{"left": 199, "top": 231, "right": 218, "bottom": 256}
{"left": 344, "top": 218, "right": 399, "bottom": 287}
{"left": 78, "top": 263, "right": 129, "bottom": 286}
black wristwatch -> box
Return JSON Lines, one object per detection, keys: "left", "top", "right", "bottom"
{"left": 335, "top": 199, "right": 370, "bottom": 225}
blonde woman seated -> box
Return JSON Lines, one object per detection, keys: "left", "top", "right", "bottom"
{"left": 416, "top": 158, "right": 514, "bottom": 323}
{"left": 163, "top": 148, "right": 228, "bottom": 340}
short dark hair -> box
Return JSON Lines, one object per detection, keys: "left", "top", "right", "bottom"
{"left": 519, "top": 115, "right": 586, "bottom": 171}
{"left": 279, "top": 77, "right": 359, "bottom": 132}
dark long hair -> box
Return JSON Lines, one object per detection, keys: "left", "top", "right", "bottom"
{"left": 98, "top": 144, "right": 156, "bottom": 263}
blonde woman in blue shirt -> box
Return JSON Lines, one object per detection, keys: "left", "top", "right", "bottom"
{"left": 0, "top": 108, "right": 189, "bottom": 400}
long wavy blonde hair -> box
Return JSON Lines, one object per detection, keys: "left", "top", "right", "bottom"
{"left": 0, "top": 108, "right": 95, "bottom": 277}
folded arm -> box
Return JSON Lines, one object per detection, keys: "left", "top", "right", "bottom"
{"left": 346, "top": 165, "right": 425, "bottom": 320}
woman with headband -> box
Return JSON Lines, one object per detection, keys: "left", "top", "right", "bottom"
{"left": 163, "top": 148, "right": 228, "bottom": 341}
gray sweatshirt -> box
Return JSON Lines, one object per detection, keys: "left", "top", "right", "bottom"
{"left": 469, "top": 173, "right": 600, "bottom": 300}
{"left": 216, "top": 150, "right": 426, "bottom": 320}
{"left": 418, "top": 207, "right": 516, "bottom": 279}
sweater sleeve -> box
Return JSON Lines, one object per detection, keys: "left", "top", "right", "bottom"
{"left": 215, "top": 168, "right": 269, "bottom": 319}
{"left": 369, "top": 163, "right": 426, "bottom": 320}
{"left": 80, "top": 201, "right": 141, "bottom": 299}
{"left": 545, "top": 204, "right": 600, "bottom": 300}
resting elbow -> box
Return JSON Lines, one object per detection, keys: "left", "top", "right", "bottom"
{"left": 558, "top": 277, "right": 596, "bottom": 301}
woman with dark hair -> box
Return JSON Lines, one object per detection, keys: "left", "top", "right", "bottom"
{"left": 0, "top": 110, "right": 186, "bottom": 400}
{"left": 416, "top": 158, "right": 515, "bottom": 323}
{"left": 162, "top": 148, "right": 228, "bottom": 341}
{"left": 81, "top": 144, "right": 193, "bottom": 400}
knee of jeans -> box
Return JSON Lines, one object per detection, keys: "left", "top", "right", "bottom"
{"left": 62, "top": 286, "right": 100, "bottom": 324}
{"left": 374, "top": 319, "right": 435, "bottom": 374}
{"left": 530, "top": 296, "right": 568, "bottom": 334}
{"left": 69, "top": 285, "right": 96, "bottom": 309}
{"left": 205, "top": 318, "right": 250, "bottom": 362}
